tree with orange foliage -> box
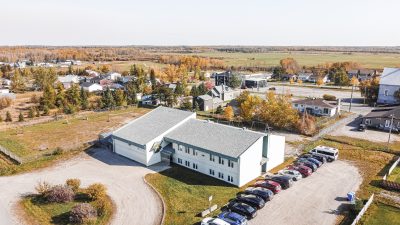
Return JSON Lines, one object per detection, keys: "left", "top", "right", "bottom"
{"left": 280, "top": 58, "right": 300, "bottom": 75}
{"left": 224, "top": 106, "right": 234, "bottom": 122}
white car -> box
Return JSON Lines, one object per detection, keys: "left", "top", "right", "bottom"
{"left": 278, "top": 169, "right": 302, "bottom": 181}
{"left": 201, "top": 217, "right": 230, "bottom": 225}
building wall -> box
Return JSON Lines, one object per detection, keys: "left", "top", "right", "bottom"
{"left": 265, "top": 135, "right": 285, "bottom": 171}
{"left": 378, "top": 84, "right": 399, "bottom": 104}
{"left": 363, "top": 117, "right": 400, "bottom": 131}
{"left": 238, "top": 137, "right": 264, "bottom": 187}
{"left": 113, "top": 139, "right": 146, "bottom": 165}
{"left": 292, "top": 103, "right": 336, "bottom": 117}
{"left": 171, "top": 142, "right": 240, "bottom": 186}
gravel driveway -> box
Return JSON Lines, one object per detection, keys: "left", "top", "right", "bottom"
{"left": 249, "top": 160, "right": 361, "bottom": 225}
{"left": 0, "top": 148, "right": 168, "bottom": 225}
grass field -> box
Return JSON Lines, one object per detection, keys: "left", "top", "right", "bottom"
{"left": 160, "top": 51, "right": 400, "bottom": 69}
{"left": 388, "top": 166, "right": 400, "bottom": 183}
{"left": 145, "top": 165, "right": 240, "bottom": 225}
{"left": 20, "top": 192, "right": 113, "bottom": 225}
{"left": 361, "top": 202, "right": 400, "bottom": 225}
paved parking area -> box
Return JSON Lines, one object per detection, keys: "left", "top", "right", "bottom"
{"left": 249, "top": 160, "right": 361, "bottom": 225}
{"left": 0, "top": 148, "right": 168, "bottom": 225}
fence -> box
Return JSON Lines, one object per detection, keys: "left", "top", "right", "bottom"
{"left": 388, "top": 157, "right": 400, "bottom": 175}
{"left": 0, "top": 145, "right": 23, "bottom": 164}
{"left": 350, "top": 194, "right": 374, "bottom": 225}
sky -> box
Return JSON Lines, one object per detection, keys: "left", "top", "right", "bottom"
{"left": 1, "top": 0, "right": 399, "bottom": 46}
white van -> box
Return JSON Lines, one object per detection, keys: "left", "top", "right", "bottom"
{"left": 309, "top": 145, "right": 338, "bottom": 162}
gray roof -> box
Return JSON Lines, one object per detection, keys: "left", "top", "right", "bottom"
{"left": 292, "top": 98, "right": 336, "bottom": 109}
{"left": 164, "top": 119, "right": 264, "bottom": 159}
{"left": 198, "top": 94, "right": 212, "bottom": 101}
{"left": 380, "top": 68, "right": 400, "bottom": 86}
{"left": 112, "top": 106, "right": 195, "bottom": 146}
{"left": 364, "top": 107, "right": 400, "bottom": 119}
{"left": 80, "top": 82, "right": 94, "bottom": 88}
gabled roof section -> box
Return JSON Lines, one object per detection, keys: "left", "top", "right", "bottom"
{"left": 112, "top": 106, "right": 195, "bottom": 146}
{"left": 292, "top": 98, "right": 336, "bottom": 109}
{"left": 164, "top": 119, "right": 264, "bottom": 159}
{"left": 364, "top": 106, "right": 400, "bottom": 119}
{"left": 380, "top": 68, "right": 400, "bottom": 86}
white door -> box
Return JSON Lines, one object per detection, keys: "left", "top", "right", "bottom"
{"left": 114, "top": 140, "right": 146, "bottom": 165}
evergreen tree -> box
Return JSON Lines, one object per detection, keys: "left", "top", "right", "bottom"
{"left": 114, "top": 89, "right": 127, "bottom": 106}
{"left": 125, "top": 81, "right": 138, "bottom": 105}
{"left": 28, "top": 107, "right": 35, "bottom": 118}
{"left": 190, "top": 85, "right": 199, "bottom": 97}
{"left": 55, "top": 82, "right": 66, "bottom": 108}
{"left": 80, "top": 87, "right": 89, "bottom": 110}
{"left": 101, "top": 88, "right": 115, "bottom": 108}
{"left": 150, "top": 69, "right": 157, "bottom": 89}
{"left": 215, "top": 105, "right": 223, "bottom": 114}
{"left": 35, "top": 107, "right": 40, "bottom": 117}
{"left": 175, "top": 83, "right": 184, "bottom": 95}
{"left": 193, "top": 101, "right": 200, "bottom": 111}
{"left": 5, "top": 111, "right": 12, "bottom": 122}
{"left": 0, "top": 114, "right": 3, "bottom": 122}
{"left": 197, "top": 82, "right": 207, "bottom": 95}
{"left": 18, "top": 112, "right": 24, "bottom": 122}
{"left": 41, "top": 84, "right": 56, "bottom": 109}
{"left": 11, "top": 69, "right": 26, "bottom": 92}
{"left": 43, "top": 105, "right": 49, "bottom": 116}
{"left": 66, "top": 84, "right": 81, "bottom": 107}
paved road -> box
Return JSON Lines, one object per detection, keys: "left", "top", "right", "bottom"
{"left": 0, "top": 148, "right": 167, "bottom": 225}
{"left": 249, "top": 160, "right": 361, "bottom": 225}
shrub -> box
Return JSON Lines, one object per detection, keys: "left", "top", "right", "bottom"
{"left": 18, "top": 112, "right": 24, "bottom": 122}
{"left": 323, "top": 94, "right": 336, "bottom": 101}
{"left": 0, "top": 97, "right": 12, "bottom": 109}
{"left": 86, "top": 183, "right": 107, "bottom": 200}
{"left": 92, "top": 197, "right": 112, "bottom": 216}
{"left": 69, "top": 203, "right": 97, "bottom": 224}
{"left": 35, "top": 181, "right": 52, "bottom": 196}
{"left": 47, "top": 185, "right": 74, "bottom": 203}
{"left": 53, "top": 147, "right": 64, "bottom": 155}
{"left": 352, "top": 199, "right": 364, "bottom": 214}
{"left": 66, "top": 179, "right": 81, "bottom": 192}
{"left": 5, "top": 111, "right": 12, "bottom": 122}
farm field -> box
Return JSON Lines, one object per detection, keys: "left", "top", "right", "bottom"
{"left": 157, "top": 51, "right": 400, "bottom": 69}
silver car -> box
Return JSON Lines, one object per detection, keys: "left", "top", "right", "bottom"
{"left": 278, "top": 169, "right": 302, "bottom": 181}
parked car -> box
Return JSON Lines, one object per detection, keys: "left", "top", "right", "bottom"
{"left": 243, "top": 187, "right": 274, "bottom": 201}
{"left": 201, "top": 217, "right": 230, "bottom": 225}
{"left": 218, "top": 211, "right": 248, "bottom": 225}
{"left": 295, "top": 159, "right": 318, "bottom": 171}
{"left": 306, "top": 158, "right": 323, "bottom": 167}
{"left": 278, "top": 169, "right": 302, "bottom": 181}
{"left": 265, "top": 175, "right": 294, "bottom": 189}
{"left": 300, "top": 154, "right": 327, "bottom": 164}
{"left": 287, "top": 165, "right": 312, "bottom": 177}
{"left": 226, "top": 201, "right": 257, "bottom": 220}
{"left": 309, "top": 145, "right": 339, "bottom": 162}
{"left": 269, "top": 87, "right": 276, "bottom": 90}
{"left": 358, "top": 124, "right": 366, "bottom": 132}
{"left": 236, "top": 194, "right": 265, "bottom": 209}
{"left": 253, "top": 180, "right": 281, "bottom": 194}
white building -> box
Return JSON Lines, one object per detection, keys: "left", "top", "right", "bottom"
{"left": 105, "top": 72, "right": 122, "bottom": 81}
{"left": 377, "top": 68, "right": 400, "bottom": 104}
{"left": 80, "top": 82, "right": 103, "bottom": 92}
{"left": 111, "top": 106, "right": 285, "bottom": 187}
{"left": 57, "top": 75, "right": 80, "bottom": 89}
{"left": 292, "top": 98, "right": 340, "bottom": 117}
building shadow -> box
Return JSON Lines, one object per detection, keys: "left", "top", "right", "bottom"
{"left": 323, "top": 202, "right": 352, "bottom": 215}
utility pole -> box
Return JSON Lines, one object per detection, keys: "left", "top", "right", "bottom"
{"left": 349, "top": 83, "right": 354, "bottom": 112}
{"left": 387, "top": 114, "right": 395, "bottom": 151}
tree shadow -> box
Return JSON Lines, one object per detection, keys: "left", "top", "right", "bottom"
{"left": 51, "top": 211, "right": 70, "bottom": 225}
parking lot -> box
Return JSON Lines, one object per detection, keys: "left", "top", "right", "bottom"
{"left": 249, "top": 160, "right": 361, "bottom": 225}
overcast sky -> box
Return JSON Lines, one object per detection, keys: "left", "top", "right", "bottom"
{"left": 1, "top": 0, "right": 399, "bottom": 46}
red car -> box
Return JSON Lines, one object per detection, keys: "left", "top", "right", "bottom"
{"left": 253, "top": 180, "right": 281, "bottom": 194}
{"left": 288, "top": 165, "right": 312, "bottom": 177}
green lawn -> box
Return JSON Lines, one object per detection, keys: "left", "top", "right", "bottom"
{"left": 145, "top": 165, "right": 240, "bottom": 225}
{"left": 20, "top": 193, "right": 113, "bottom": 225}
{"left": 388, "top": 166, "right": 400, "bottom": 183}
{"left": 361, "top": 202, "right": 400, "bottom": 225}
{"left": 158, "top": 51, "right": 400, "bottom": 69}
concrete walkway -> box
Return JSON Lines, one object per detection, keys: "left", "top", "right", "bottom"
{"left": 0, "top": 148, "right": 168, "bottom": 225}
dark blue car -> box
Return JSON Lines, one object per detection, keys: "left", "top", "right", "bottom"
{"left": 218, "top": 211, "right": 248, "bottom": 225}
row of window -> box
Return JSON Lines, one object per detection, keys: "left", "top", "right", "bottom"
{"left": 178, "top": 158, "right": 198, "bottom": 170}
{"left": 177, "top": 158, "right": 234, "bottom": 183}
{"left": 177, "top": 144, "right": 234, "bottom": 169}
{"left": 209, "top": 169, "right": 234, "bottom": 183}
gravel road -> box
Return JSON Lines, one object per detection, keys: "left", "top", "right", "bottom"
{"left": 0, "top": 148, "right": 168, "bottom": 225}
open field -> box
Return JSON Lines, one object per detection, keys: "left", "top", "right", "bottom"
{"left": 361, "top": 202, "right": 400, "bottom": 225}
{"left": 158, "top": 51, "right": 400, "bottom": 69}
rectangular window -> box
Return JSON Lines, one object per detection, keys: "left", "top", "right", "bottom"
{"left": 219, "top": 157, "right": 224, "bottom": 165}
{"left": 184, "top": 160, "right": 190, "bottom": 167}
{"left": 218, "top": 172, "right": 224, "bottom": 179}
{"left": 385, "top": 120, "right": 391, "bottom": 127}
{"left": 209, "top": 169, "right": 215, "bottom": 176}
{"left": 294, "top": 104, "right": 298, "bottom": 107}
{"left": 178, "top": 145, "right": 184, "bottom": 151}
{"left": 191, "top": 148, "right": 195, "bottom": 155}
{"left": 228, "top": 175, "right": 233, "bottom": 182}
{"left": 177, "top": 158, "right": 182, "bottom": 164}
{"left": 323, "top": 108, "right": 329, "bottom": 114}
{"left": 210, "top": 154, "right": 215, "bottom": 162}
{"left": 365, "top": 119, "right": 371, "bottom": 125}
{"left": 185, "top": 148, "right": 190, "bottom": 154}
{"left": 384, "top": 90, "right": 389, "bottom": 96}
{"left": 228, "top": 160, "right": 234, "bottom": 168}
{"left": 192, "top": 163, "right": 198, "bottom": 170}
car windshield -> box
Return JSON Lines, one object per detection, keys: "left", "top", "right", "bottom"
{"left": 242, "top": 204, "right": 255, "bottom": 212}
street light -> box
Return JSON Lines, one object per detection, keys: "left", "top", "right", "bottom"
{"left": 387, "top": 114, "right": 395, "bottom": 151}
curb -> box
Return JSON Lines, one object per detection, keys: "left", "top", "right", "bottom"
{"left": 143, "top": 176, "right": 166, "bottom": 225}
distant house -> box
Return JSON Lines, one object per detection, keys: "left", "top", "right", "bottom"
{"left": 196, "top": 94, "right": 223, "bottom": 111}
{"left": 1, "top": 79, "right": 11, "bottom": 87}
{"left": 292, "top": 98, "right": 340, "bottom": 117}
{"left": 308, "top": 74, "right": 329, "bottom": 83}
{"left": 0, "top": 88, "right": 10, "bottom": 94}
{"left": 377, "top": 68, "right": 400, "bottom": 105}
{"left": 81, "top": 82, "right": 103, "bottom": 93}
{"left": 281, "top": 74, "right": 297, "bottom": 81}
{"left": 165, "top": 83, "right": 177, "bottom": 92}
{"left": 348, "top": 69, "right": 375, "bottom": 81}
{"left": 119, "top": 76, "right": 134, "bottom": 84}
{"left": 244, "top": 78, "right": 267, "bottom": 89}
{"left": 213, "top": 71, "right": 242, "bottom": 87}
{"left": 209, "top": 85, "right": 238, "bottom": 102}
{"left": 105, "top": 72, "right": 122, "bottom": 81}
{"left": 57, "top": 75, "right": 79, "bottom": 89}
{"left": 362, "top": 107, "right": 400, "bottom": 131}
{"left": 297, "top": 73, "right": 313, "bottom": 82}
{"left": 86, "top": 70, "right": 100, "bottom": 77}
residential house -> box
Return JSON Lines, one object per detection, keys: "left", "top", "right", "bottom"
{"left": 377, "top": 68, "right": 400, "bottom": 105}
{"left": 1, "top": 79, "right": 11, "bottom": 87}
{"left": 292, "top": 98, "right": 340, "bottom": 117}
{"left": 80, "top": 82, "right": 103, "bottom": 93}
{"left": 86, "top": 70, "right": 100, "bottom": 77}
{"left": 57, "top": 75, "right": 79, "bottom": 89}
{"left": 213, "top": 71, "right": 242, "bottom": 87}
{"left": 348, "top": 69, "right": 376, "bottom": 81}
{"left": 196, "top": 94, "right": 224, "bottom": 111}
{"left": 362, "top": 107, "right": 400, "bottom": 132}
{"left": 308, "top": 74, "right": 329, "bottom": 83}
{"left": 111, "top": 106, "right": 285, "bottom": 187}
{"left": 105, "top": 72, "right": 122, "bottom": 81}
{"left": 281, "top": 74, "right": 297, "bottom": 81}
{"left": 0, "top": 88, "right": 10, "bottom": 94}
{"left": 297, "top": 73, "right": 313, "bottom": 82}
{"left": 209, "top": 85, "right": 238, "bottom": 102}
{"left": 244, "top": 78, "right": 267, "bottom": 89}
